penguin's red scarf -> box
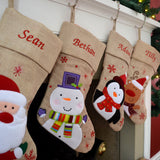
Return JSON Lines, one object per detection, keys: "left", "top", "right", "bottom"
{"left": 97, "top": 87, "right": 121, "bottom": 112}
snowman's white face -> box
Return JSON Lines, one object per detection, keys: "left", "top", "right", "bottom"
{"left": 107, "top": 82, "right": 124, "bottom": 104}
{"left": 50, "top": 87, "right": 84, "bottom": 115}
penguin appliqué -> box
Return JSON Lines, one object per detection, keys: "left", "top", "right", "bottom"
{"left": 93, "top": 75, "right": 126, "bottom": 124}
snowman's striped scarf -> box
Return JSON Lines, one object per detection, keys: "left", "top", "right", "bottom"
{"left": 49, "top": 110, "right": 82, "bottom": 138}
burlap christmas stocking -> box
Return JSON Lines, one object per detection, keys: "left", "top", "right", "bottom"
{"left": 124, "top": 40, "right": 160, "bottom": 124}
{"left": 93, "top": 31, "right": 133, "bottom": 131}
{"left": 0, "top": 8, "right": 62, "bottom": 159}
{"left": 37, "top": 22, "right": 105, "bottom": 153}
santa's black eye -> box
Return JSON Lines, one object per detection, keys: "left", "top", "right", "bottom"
{"left": 4, "top": 105, "right": 7, "bottom": 108}
{"left": 76, "top": 97, "right": 78, "bottom": 99}
{"left": 60, "top": 94, "right": 62, "bottom": 96}
{"left": 12, "top": 107, "right": 14, "bottom": 109}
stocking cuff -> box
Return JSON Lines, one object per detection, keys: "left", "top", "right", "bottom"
{"left": 0, "top": 8, "right": 62, "bottom": 73}
{"left": 132, "top": 40, "right": 160, "bottom": 72}
{"left": 59, "top": 22, "right": 106, "bottom": 72}
{"left": 105, "top": 31, "right": 133, "bottom": 66}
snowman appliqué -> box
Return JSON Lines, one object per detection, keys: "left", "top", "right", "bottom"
{"left": 93, "top": 74, "right": 126, "bottom": 124}
{"left": 39, "top": 72, "right": 87, "bottom": 150}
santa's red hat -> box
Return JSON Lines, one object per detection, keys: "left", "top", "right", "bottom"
{"left": 0, "top": 75, "right": 26, "bottom": 107}
{"left": 132, "top": 76, "right": 149, "bottom": 90}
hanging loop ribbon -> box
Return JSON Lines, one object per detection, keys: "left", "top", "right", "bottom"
{"left": 111, "top": 1, "right": 120, "bottom": 31}
{"left": 135, "top": 16, "right": 146, "bottom": 40}
{"left": 8, "top": 0, "right": 14, "bottom": 8}
{"left": 69, "top": 0, "right": 79, "bottom": 23}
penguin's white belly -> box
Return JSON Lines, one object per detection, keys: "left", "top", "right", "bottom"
{"left": 43, "top": 119, "right": 82, "bottom": 149}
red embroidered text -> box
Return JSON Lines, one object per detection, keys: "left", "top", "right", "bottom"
{"left": 145, "top": 50, "right": 156, "bottom": 62}
{"left": 73, "top": 38, "right": 95, "bottom": 56}
{"left": 18, "top": 30, "right": 45, "bottom": 50}
{"left": 118, "top": 43, "right": 131, "bottom": 56}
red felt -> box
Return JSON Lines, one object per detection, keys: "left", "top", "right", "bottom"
{"left": 0, "top": 75, "right": 20, "bottom": 92}
{"left": 150, "top": 0, "right": 160, "bottom": 21}
{"left": 0, "top": 112, "right": 13, "bottom": 123}
{"left": 151, "top": 114, "right": 160, "bottom": 157}
{"left": 0, "top": 150, "right": 16, "bottom": 160}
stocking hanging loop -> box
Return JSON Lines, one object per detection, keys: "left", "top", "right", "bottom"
{"left": 111, "top": 1, "right": 120, "bottom": 31}
{"left": 135, "top": 16, "right": 146, "bottom": 40}
{"left": 69, "top": 0, "right": 79, "bottom": 23}
{"left": 8, "top": 0, "right": 14, "bottom": 8}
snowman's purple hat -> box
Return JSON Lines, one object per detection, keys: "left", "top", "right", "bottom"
{"left": 58, "top": 71, "right": 81, "bottom": 90}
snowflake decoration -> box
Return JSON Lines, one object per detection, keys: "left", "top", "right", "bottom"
{"left": 60, "top": 56, "right": 68, "bottom": 63}
{"left": 107, "top": 65, "right": 116, "bottom": 73}
{"left": 139, "top": 112, "right": 145, "bottom": 120}
{"left": 13, "top": 66, "right": 22, "bottom": 77}
{"left": 142, "top": 69, "right": 146, "bottom": 74}
{"left": 141, "top": 99, "right": 144, "bottom": 105}
{"left": 91, "top": 130, "right": 95, "bottom": 137}
{"left": 85, "top": 142, "right": 89, "bottom": 149}
{"left": 24, "top": 149, "right": 36, "bottom": 160}
{"left": 91, "top": 71, "right": 94, "bottom": 76}
{"left": 84, "top": 74, "right": 88, "bottom": 79}
{"left": 119, "top": 118, "right": 124, "bottom": 127}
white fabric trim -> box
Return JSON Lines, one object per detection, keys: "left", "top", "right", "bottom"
{"left": 132, "top": 80, "right": 143, "bottom": 90}
{"left": 0, "top": 90, "right": 27, "bottom": 107}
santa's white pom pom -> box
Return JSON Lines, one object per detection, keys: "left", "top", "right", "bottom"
{"left": 14, "top": 147, "right": 23, "bottom": 159}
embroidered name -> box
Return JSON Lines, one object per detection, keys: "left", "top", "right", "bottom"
{"left": 118, "top": 43, "right": 131, "bottom": 56}
{"left": 18, "top": 30, "right": 45, "bottom": 50}
{"left": 73, "top": 38, "right": 95, "bottom": 56}
{"left": 145, "top": 50, "right": 156, "bottom": 62}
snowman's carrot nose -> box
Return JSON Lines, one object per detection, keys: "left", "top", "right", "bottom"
{"left": 113, "top": 92, "right": 117, "bottom": 97}
{"left": 63, "top": 98, "right": 71, "bottom": 101}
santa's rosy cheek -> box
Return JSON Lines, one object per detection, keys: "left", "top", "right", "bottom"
{"left": 53, "top": 99, "right": 61, "bottom": 105}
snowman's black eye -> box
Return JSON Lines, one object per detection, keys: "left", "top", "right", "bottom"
{"left": 114, "top": 87, "right": 116, "bottom": 89}
{"left": 118, "top": 94, "right": 120, "bottom": 96}
{"left": 60, "top": 94, "right": 62, "bottom": 96}
{"left": 76, "top": 97, "right": 78, "bottom": 99}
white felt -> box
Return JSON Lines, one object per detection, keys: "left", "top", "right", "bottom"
{"left": 43, "top": 119, "right": 82, "bottom": 149}
{"left": 14, "top": 147, "right": 23, "bottom": 159}
{"left": 50, "top": 87, "right": 84, "bottom": 115}
{"left": 0, "top": 90, "right": 27, "bottom": 107}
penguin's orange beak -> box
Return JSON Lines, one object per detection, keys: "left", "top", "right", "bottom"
{"left": 113, "top": 92, "right": 117, "bottom": 97}
{"left": 63, "top": 98, "right": 71, "bottom": 101}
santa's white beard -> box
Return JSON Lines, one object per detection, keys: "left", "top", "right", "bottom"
{"left": 0, "top": 107, "right": 27, "bottom": 154}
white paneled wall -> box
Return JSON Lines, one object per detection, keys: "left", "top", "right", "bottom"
{"left": 1, "top": 0, "right": 160, "bottom": 159}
